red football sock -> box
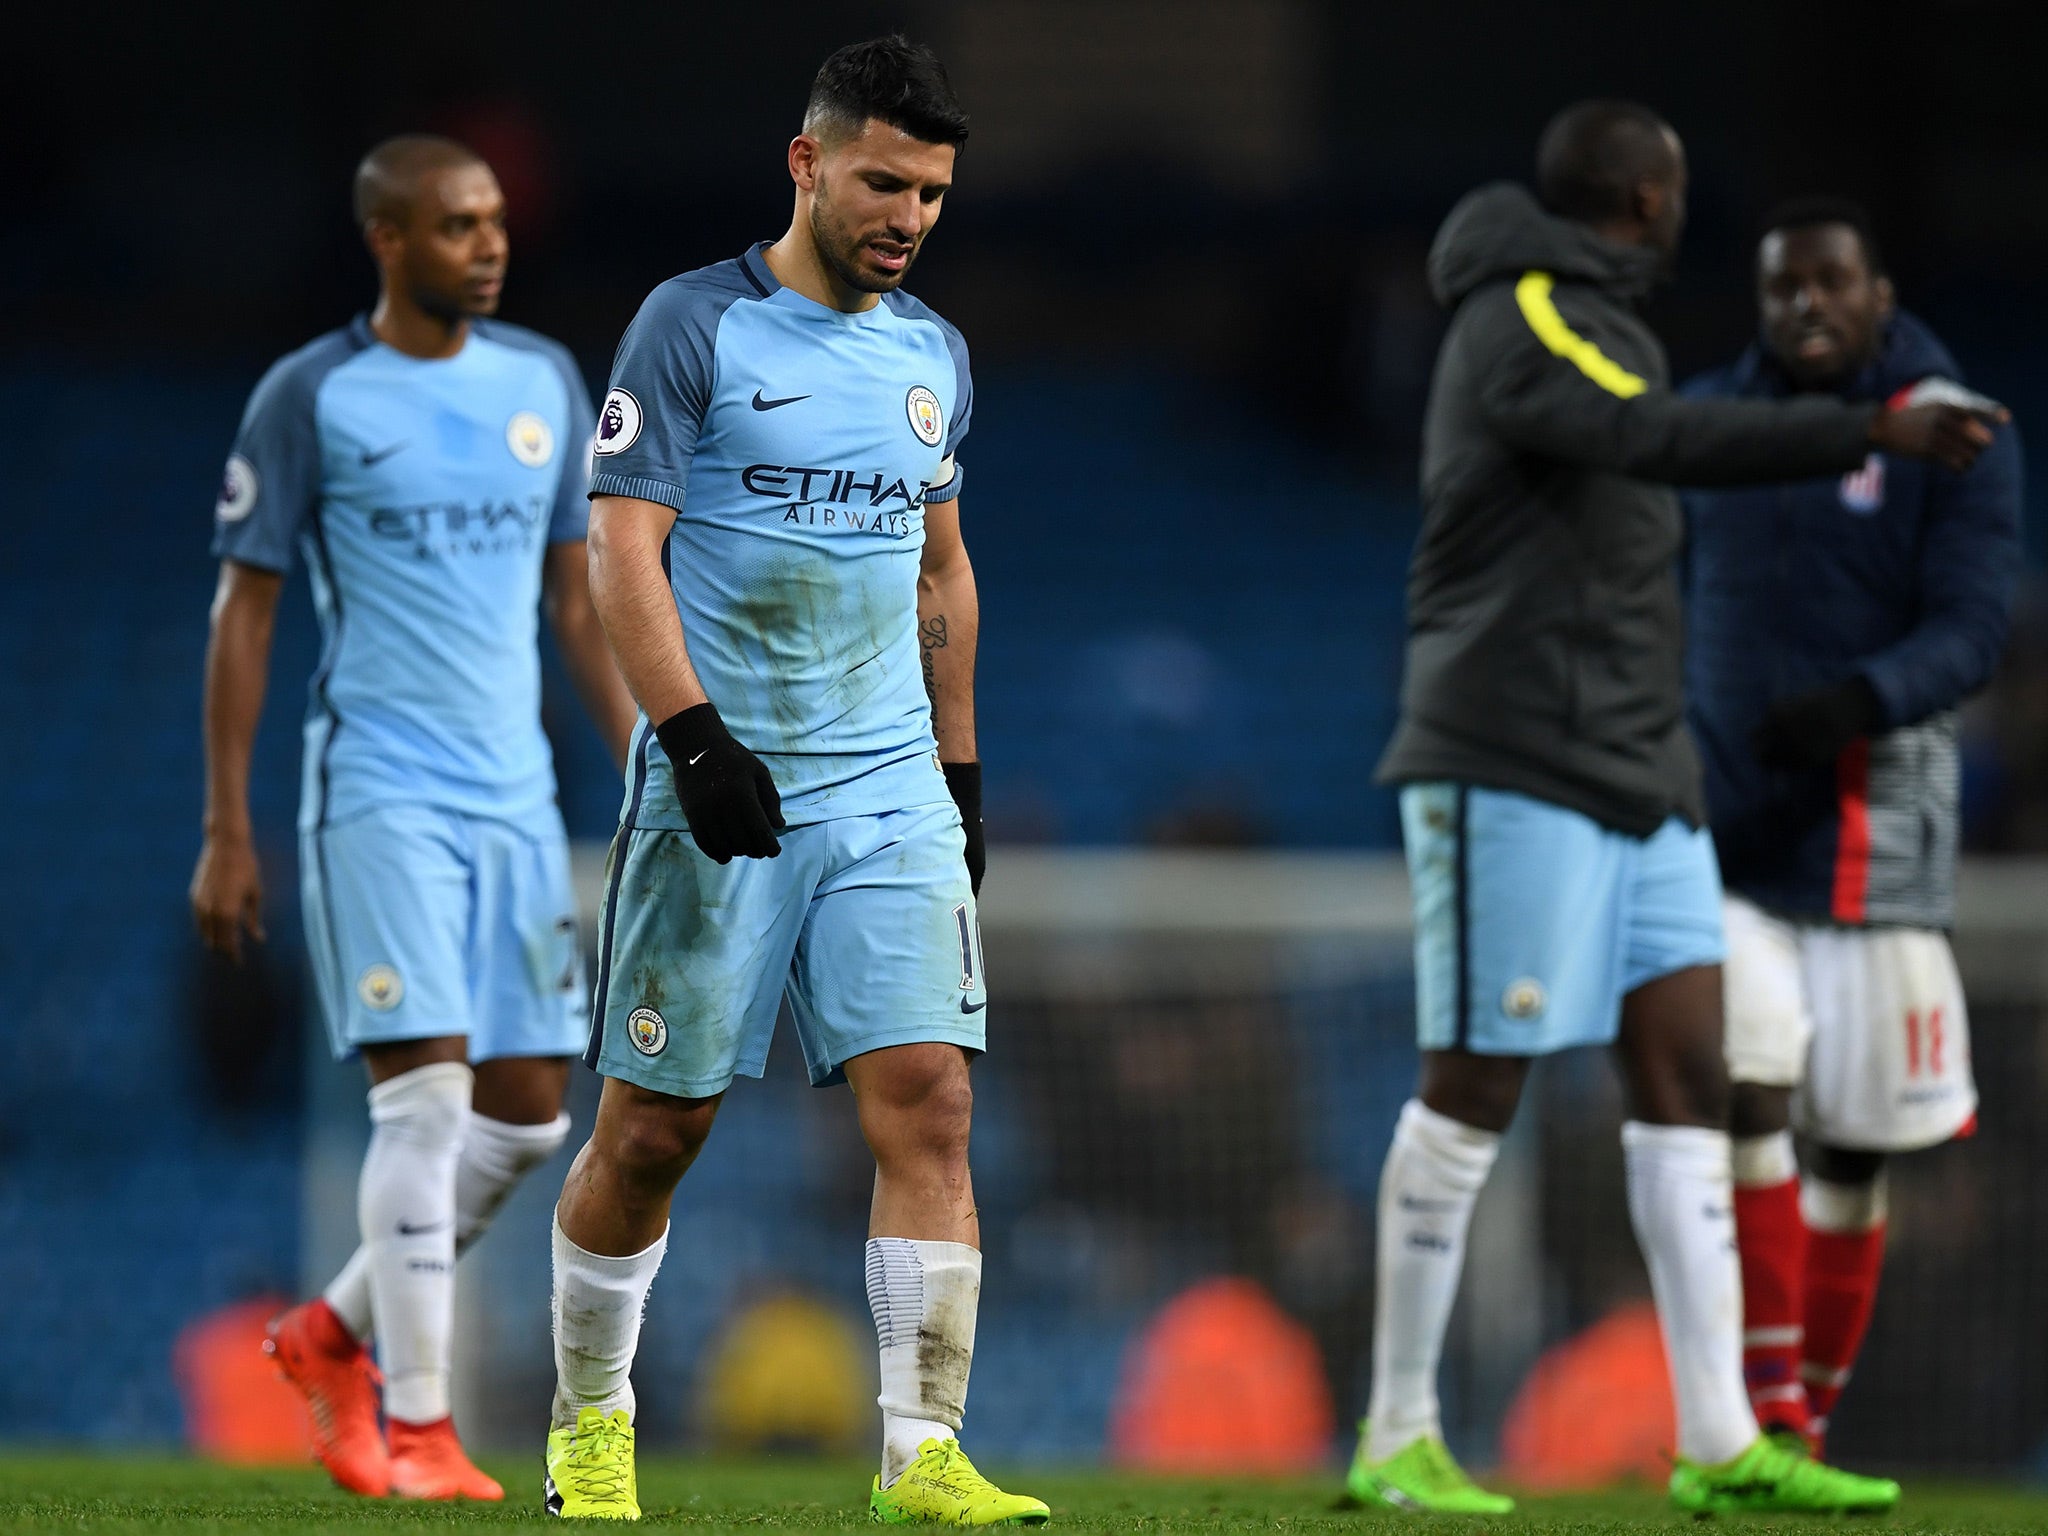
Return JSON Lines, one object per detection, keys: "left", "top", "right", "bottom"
{"left": 1734, "top": 1176, "right": 1810, "bottom": 1436}
{"left": 1803, "top": 1221, "right": 1886, "bottom": 1450}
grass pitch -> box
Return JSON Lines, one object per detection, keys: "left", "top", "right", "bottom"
{"left": 2, "top": 1455, "right": 2045, "bottom": 1535}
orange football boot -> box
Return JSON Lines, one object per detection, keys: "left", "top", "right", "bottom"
{"left": 264, "top": 1299, "right": 390, "bottom": 1497}
{"left": 387, "top": 1416, "right": 505, "bottom": 1501}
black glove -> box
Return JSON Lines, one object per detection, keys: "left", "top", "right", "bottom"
{"left": 943, "top": 760, "right": 985, "bottom": 896}
{"left": 655, "top": 703, "right": 784, "bottom": 862}
{"left": 1751, "top": 676, "right": 1884, "bottom": 771}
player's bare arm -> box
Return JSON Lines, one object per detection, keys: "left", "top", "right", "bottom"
{"left": 917, "top": 496, "right": 978, "bottom": 762}
{"left": 586, "top": 494, "right": 707, "bottom": 719}
{"left": 588, "top": 492, "right": 783, "bottom": 861}
{"left": 542, "top": 539, "right": 638, "bottom": 771}
{"left": 920, "top": 494, "right": 985, "bottom": 894}
{"left": 190, "top": 558, "right": 282, "bottom": 961}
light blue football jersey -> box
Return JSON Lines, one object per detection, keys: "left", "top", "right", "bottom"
{"left": 589, "top": 242, "right": 972, "bottom": 830}
{"left": 211, "top": 315, "right": 596, "bottom": 832}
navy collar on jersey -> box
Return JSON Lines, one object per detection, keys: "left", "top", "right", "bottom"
{"left": 741, "top": 240, "right": 895, "bottom": 326}
{"left": 740, "top": 242, "right": 779, "bottom": 297}
{"left": 345, "top": 311, "right": 497, "bottom": 362}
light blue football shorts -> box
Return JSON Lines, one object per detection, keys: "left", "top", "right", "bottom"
{"left": 1400, "top": 782, "right": 1724, "bottom": 1056}
{"left": 301, "top": 803, "right": 586, "bottom": 1062}
{"left": 586, "top": 799, "right": 986, "bottom": 1099}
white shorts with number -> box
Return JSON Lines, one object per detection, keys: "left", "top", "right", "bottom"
{"left": 1722, "top": 895, "right": 1975, "bottom": 1151}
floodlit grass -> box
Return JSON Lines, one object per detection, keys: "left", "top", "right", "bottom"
{"left": 2, "top": 1455, "right": 2045, "bottom": 1534}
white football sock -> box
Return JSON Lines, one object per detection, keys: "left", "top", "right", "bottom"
{"left": 323, "top": 1249, "right": 376, "bottom": 1341}
{"left": 457, "top": 1110, "right": 574, "bottom": 1248}
{"left": 324, "top": 1109, "right": 572, "bottom": 1340}
{"left": 551, "top": 1215, "right": 667, "bottom": 1428}
{"left": 1365, "top": 1099, "right": 1500, "bottom": 1461}
{"left": 358, "top": 1061, "right": 472, "bottom": 1425}
{"left": 1731, "top": 1129, "right": 1798, "bottom": 1189}
{"left": 1622, "top": 1121, "right": 1759, "bottom": 1465}
{"left": 1802, "top": 1170, "right": 1888, "bottom": 1233}
{"left": 867, "top": 1237, "right": 981, "bottom": 1487}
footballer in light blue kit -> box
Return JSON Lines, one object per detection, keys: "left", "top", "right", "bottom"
{"left": 190, "top": 138, "right": 637, "bottom": 1503}
{"left": 542, "top": 38, "right": 1047, "bottom": 1527}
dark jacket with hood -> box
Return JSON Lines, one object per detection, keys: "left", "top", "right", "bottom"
{"left": 1682, "top": 311, "right": 2023, "bottom": 927}
{"left": 1376, "top": 183, "right": 1880, "bottom": 836}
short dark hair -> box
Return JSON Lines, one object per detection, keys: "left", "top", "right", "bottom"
{"left": 1535, "top": 100, "right": 1677, "bottom": 223}
{"left": 803, "top": 35, "right": 968, "bottom": 149}
{"left": 1760, "top": 196, "right": 1887, "bottom": 277}
{"left": 353, "top": 134, "right": 486, "bottom": 227}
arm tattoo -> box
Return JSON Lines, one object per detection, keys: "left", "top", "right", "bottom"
{"left": 920, "top": 614, "right": 949, "bottom": 704}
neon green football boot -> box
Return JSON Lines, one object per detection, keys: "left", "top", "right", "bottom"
{"left": 1345, "top": 1421, "right": 1515, "bottom": 1515}
{"left": 870, "top": 1437, "right": 1050, "bottom": 1526}
{"left": 544, "top": 1407, "right": 640, "bottom": 1520}
{"left": 1668, "top": 1433, "right": 1900, "bottom": 1516}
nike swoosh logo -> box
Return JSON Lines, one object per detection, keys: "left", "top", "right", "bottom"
{"left": 751, "top": 390, "right": 811, "bottom": 411}
{"left": 396, "top": 1218, "right": 450, "bottom": 1236}
{"left": 687, "top": 749, "right": 710, "bottom": 766}
{"left": 360, "top": 441, "right": 408, "bottom": 466}
{"left": 960, "top": 998, "right": 987, "bottom": 1015}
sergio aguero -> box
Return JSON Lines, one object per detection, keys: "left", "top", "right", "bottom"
{"left": 540, "top": 37, "right": 1045, "bottom": 1526}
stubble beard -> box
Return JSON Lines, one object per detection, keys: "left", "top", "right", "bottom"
{"left": 811, "top": 192, "right": 913, "bottom": 295}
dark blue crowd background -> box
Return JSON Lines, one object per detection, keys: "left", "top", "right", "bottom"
{"left": 3, "top": 0, "right": 2046, "bottom": 1456}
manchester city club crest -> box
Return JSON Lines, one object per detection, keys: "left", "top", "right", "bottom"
{"left": 506, "top": 409, "right": 556, "bottom": 468}
{"left": 594, "top": 388, "right": 644, "bottom": 456}
{"left": 628, "top": 1005, "right": 668, "bottom": 1056}
{"left": 357, "top": 963, "right": 404, "bottom": 1012}
{"left": 906, "top": 384, "right": 944, "bottom": 447}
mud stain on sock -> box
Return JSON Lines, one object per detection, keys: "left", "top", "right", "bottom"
{"left": 915, "top": 1265, "right": 980, "bottom": 1423}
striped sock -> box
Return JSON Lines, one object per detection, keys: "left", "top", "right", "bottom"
{"left": 867, "top": 1238, "right": 980, "bottom": 1488}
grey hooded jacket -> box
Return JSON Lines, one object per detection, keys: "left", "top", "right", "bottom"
{"left": 1376, "top": 183, "right": 1879, "bottom": 836}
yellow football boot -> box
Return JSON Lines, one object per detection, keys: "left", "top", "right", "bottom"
{"left": 869, "top": 1437, "right": 1050, "bottom": 1526}
{"left": 544, "top": 1407, "right": 639, "bottom": 1520}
